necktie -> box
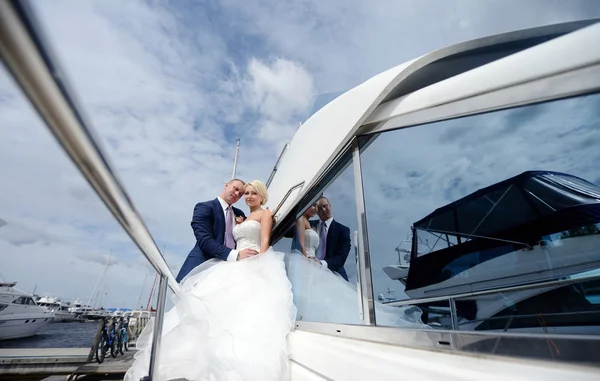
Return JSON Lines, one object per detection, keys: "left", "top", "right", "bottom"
{"left": 318, "top": 221, "right": 327, "bottom": 260}
{"left": 225, "top": 206, "right": 235, "bottom": 249}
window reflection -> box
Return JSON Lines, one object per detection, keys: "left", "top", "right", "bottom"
{"left": 457, "top": 279, "right": 600, "bottom": 334}
{"left": 360, "top": 92, "right": 600, "bottom": 332}
{"left": 284, "top": 164, "right": 362, "bottom": 324}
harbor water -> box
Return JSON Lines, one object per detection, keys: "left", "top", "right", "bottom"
{"left": 0, "top": 321, "right": 99, "bottom": 349}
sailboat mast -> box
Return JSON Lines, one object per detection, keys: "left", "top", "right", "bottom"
{"left": 89, "top": 250, "right": 112, "bottom": 309}
{"left": 231, "top": 139, "right": 240, "bottom": 179}
{"left": 136, "top": 272, "right": 149, "bottom": 310}
{"left": 146, "top": 273, "right": 158, "bottom": 310}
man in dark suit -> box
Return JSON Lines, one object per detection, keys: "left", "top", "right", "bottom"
{"left": 312, "top": 196, "right": 351, "bottom": 281}
{"left": 176, "top": 179, "right": 258, "bottom": 282}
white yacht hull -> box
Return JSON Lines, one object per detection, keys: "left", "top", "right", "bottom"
{"left": 0, "top": 313, "right": 52, "bottom": 340}
{"left": 287, "top": 330, "right": 598, "bottom": 380}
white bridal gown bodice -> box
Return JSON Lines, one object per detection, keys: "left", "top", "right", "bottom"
{"left": 233, "top": 219, "right": 261, "bottom": 252}
{"left": 304, "top": 228, "right": 320, "bottom": 258}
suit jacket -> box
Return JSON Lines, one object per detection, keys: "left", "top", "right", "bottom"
{"left": 312, "top": 219, "right": 351, "bottom": 281}
{"left": 176, "top": 198, "right": 245, "bottom": 282}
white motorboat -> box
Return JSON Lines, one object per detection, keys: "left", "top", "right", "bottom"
{"left": 0, "top": 282, "right": 55, "bottom": 340}
{"left": 36, "top": 296, "right": 79, "bottom": 323}
{"left": 67, "top": 298, "right": 94, "bottom": 315}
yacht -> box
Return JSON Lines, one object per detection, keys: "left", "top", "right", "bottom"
{"left": 36, "top": 296, "right": 79, "bottom": 322}
{"left": 0, "top": 282, "right": 55, "bottom": 340}
{"left": 385, "top": 171, "right": 600, "bottom": 334}
{"left": 67, "top": 298, "right": 94, "bottom": 315}
{"left": 263, "top": 19, "right": 600, "bottom": 378}
{"left": 1, "top": 1, "right": 599, "bottom": 379}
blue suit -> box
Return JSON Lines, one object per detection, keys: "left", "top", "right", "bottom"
{"left": 176, "top": 198, "right": 245, "bottom": 283}
{"left": 312, "top": 219, "right": 351, "bottom": 281}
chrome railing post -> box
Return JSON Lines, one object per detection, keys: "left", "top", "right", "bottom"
{"left": 351, "top": 139, "right": 375, "bottom": 325}
{"left": 144, "top": 275, "right": 168, "bottom": 381}
{"left": 449, "top": 297, "right": 459, "bottom": 330}
{"left": 353, "top": 230, "right": 364, "bottom": 321}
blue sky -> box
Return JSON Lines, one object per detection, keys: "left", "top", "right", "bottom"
{"left": 1, "top": 0, "right": 600, "bottom": 309}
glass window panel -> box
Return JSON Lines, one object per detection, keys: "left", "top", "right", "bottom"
{"left": 456, "top": 278, "right": 600, "bottom": 334}
{"left": 360, "top": 93, "right": 600, "bottom": 331}
{"left": 284, "top": 164, "right": 361, "bottom": 324}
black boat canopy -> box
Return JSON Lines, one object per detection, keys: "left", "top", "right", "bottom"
{"left": 413, "top": 170, "right": 600, "bottom": 240}
{"left": 405, "top": 171, "right": 600, "bottom": 294}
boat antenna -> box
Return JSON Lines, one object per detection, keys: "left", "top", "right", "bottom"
{"left": 231, "top": 139, "right": 240, "bottom": 179}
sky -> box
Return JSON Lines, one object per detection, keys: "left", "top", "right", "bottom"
{"left": 1, "top": 0, "right": 600, "bottom": 311}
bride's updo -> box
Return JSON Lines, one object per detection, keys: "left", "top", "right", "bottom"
{"left": 246, "top": 180, "right": 268, "bottom": 206}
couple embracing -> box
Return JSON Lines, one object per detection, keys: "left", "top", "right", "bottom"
{"left": 126, "top": 179, "right": 296, "bottom": 381}
{"left": 177, "top": 178, "right": 270, "bottom": 277}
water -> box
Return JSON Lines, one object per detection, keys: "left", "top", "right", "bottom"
{"left": 0, "top": 321, "right": 99, "bottom": 349}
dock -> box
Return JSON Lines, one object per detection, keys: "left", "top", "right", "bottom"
{"left": 0, "top": 316, "right": 150, "bottom": 380}
{"left": 0, "top": 346, "right": 137, "bottom": 381}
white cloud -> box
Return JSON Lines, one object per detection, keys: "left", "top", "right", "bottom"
{"left": 1, "top": 0, "right": 599, "bottom": 312}
{"left": 246, "top": 58, "right": 315, "bottom": 121}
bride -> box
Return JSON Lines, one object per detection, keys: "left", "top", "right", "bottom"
{"left": 125, "top": 180, "right": 296, "bottom": 381}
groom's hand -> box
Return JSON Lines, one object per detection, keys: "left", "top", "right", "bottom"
{"left": 237, "top": 248, "right": 258, "bottom": 260}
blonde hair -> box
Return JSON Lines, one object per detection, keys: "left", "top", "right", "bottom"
{"left": 246, "top": 180, "right": 268, "bottom": 205}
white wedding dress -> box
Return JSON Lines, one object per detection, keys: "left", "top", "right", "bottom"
{"left": 286, "top": 228, "right": 428, "bottom": 327}
{"left": 125, "top": 219, "right": 296, "bottom": 381}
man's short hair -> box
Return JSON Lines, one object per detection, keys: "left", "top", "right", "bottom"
{"left": 229, "top": 178, "right": 246, "bottom": 186}
{"left": 318, "top": 196, "right": 330, "bottom": 205}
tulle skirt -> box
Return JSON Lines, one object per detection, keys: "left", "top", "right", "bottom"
{"left": 285, "top": 253, "right": 428, "bottom": 328}
{"left": 124, "top": 248, "right": 296, "bottom": 381}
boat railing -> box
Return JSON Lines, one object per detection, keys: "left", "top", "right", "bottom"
{"left": 271, "top": 181, "right": 305, "bottom": 217}
{"left": 383, "top": 272, "right": 600, "bottom": 308}
{"left": 0, "top": 2, "right": 175, "bottom": 379}
{"left": 456, "top": 309, "right": 600, "bottom": 328}
{"left": 266, "top": 143, "right": 290, "bottom": 187}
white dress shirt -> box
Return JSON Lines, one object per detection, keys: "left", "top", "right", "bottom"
{"left": 217, "top": 197, "right": 239, "bottom": 262}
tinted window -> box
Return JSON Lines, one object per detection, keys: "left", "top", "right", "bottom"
{"left": 284, "top": 163, "right": 361, "bottom": 324}
{"left": 360, "top": 93, "right": 600, "bottom": 330}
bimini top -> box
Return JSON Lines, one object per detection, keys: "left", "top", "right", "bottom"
{"left": 405, "top": 171, "right": 600, "bottom": 294}
{"left": 413, "top": 171, "right": 600, "bottom": 239}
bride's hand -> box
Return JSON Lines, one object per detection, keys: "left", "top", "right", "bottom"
{"left": 235, "top": 216, "right": 245, "bottom": 224}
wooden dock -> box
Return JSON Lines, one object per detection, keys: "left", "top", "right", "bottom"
{"left": 0, "top": 346, "right": 137, "bottom": 381}
{"left": 0, "top": 317, "right": 150, "bottom": 380}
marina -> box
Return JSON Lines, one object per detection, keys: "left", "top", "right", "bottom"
{"left": 0, "top": 316, "right": 150, "bottom": 380}
{"left": 1, "top": 1, "right": 600, "bottom": 380}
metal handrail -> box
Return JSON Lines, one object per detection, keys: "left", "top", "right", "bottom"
{"left": 271, "top": 181, "right": 305, "bottom": 217}
{"left": 383, "top": 273, "right": 600, "bottom": 308}
{"left": 458, "top": 309, "right": 600, "bottom": 327}
{"left": 0, "top": 1, "right": 179, "bottom": 295}
{"left": 0, "top": 2, "right": 177, "bottom": 379}
{"left": 266, "top": 143, "right": 290, "bottom": 187}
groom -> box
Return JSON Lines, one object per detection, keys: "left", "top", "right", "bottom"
{"left": 312, "top": 196, "right": 351, "bottom": 281}
{"left": 176, "top": 179, "right": 259, "bottom": 282}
